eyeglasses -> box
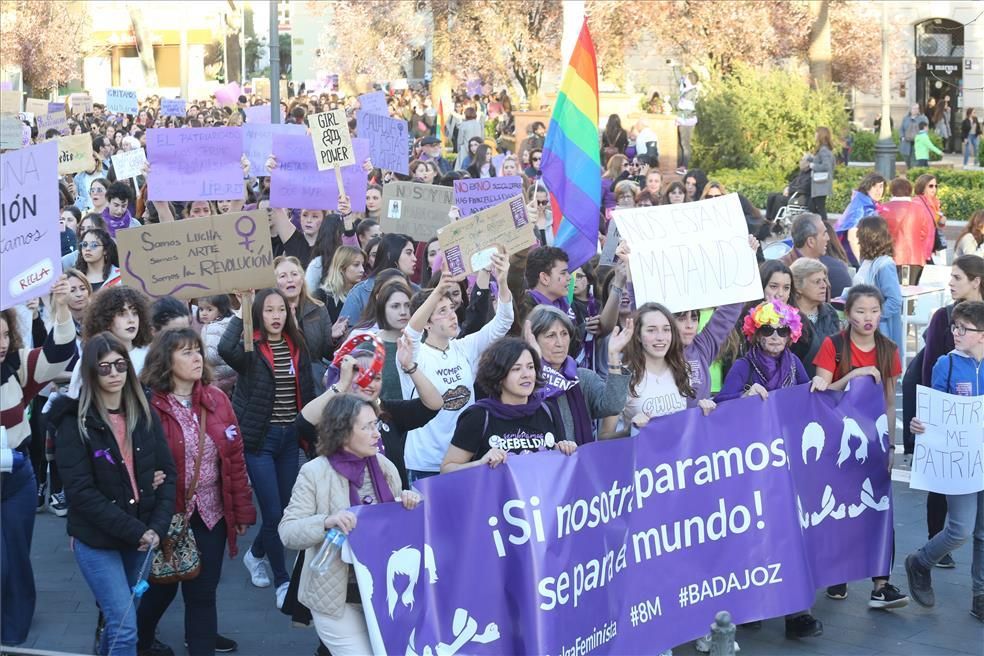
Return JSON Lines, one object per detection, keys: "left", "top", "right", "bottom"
{"left": 951, "top": 323, "right": 984, "bottom": 336}
{"left": 79, "top": 241, "right": 103, "bottom": 250}
{"left": 96, "top": 359, "right": 128, "bottom": 376}
{"left": 758, "top": 325, "right": 792, "bottom": 338}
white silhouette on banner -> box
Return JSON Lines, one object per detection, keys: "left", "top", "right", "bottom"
{"left": 797, "top": 415, "right": 891, "bottom": 529}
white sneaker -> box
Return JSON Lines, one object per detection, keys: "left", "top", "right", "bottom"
{"left": 243, "top": 550, "right": 271, "bottom": 588}
{"left": 275, "top": 581, "right": 290, "bottom": 609}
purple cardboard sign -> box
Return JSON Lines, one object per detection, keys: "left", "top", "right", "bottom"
{"left": 244, "top": 122, "right": 306, "bottom": 177}
{"left": 160, "top": 98, "right": 186, "bottom": 117}
{"left": 347, "top": 380, "right": 894, "bottom": 655}
{"left": 358, "top": 91, "right": 389, "bottom": 116}
{"left": 47, "top": 102, "right": 65, "bottom": 113}
{"left": 356, "top": 109, "right": 409, "bottom": 175}
{"left": 244, "top": 104, "right": 277, "bottom": 125}
{"left": 1, "top": 141, "right": 62, "bottom": 310}
{"left": 146, "top": 127, "right": 244, "bottom": 201}
{"left": 270, "top": 134, "right": 369, "bottom": 211}
{"left": 452, "top": 175, "right": 525, "bottom": 217}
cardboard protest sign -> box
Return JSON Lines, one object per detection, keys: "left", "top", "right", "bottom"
{"left": 358, "top": 91, "right": 388, "bottom": 116}
{"left": 111, "top": 147, "right": 148, "bottom": 180}
{"left": 452, "top": 176, "right": 524, "bottom": 217}
{"left": 0, "top": 115, "right": 23, "bottom": 150}
{"left": 270, "top": 134, "right": 369, "bottom": 212}
{"left": 613, "top": 194, "right": 762, "bottom": 313}
{"left": 356, "top": 109, "right": 408, "bottom": 174}
{"left": 308, "top": 110, "right": 355, "bottom": 171}
{"left": 381, "top": 182, "right": 454, "bottom": 242}
{"left": 36, "top": 111, "right": 68, "bottom": 136}
{"left": 0, "top": 91, "right": 22, "bottom": 115}
{"left": 244, "top": 122, "right": 305, "bottom": 177}
{"left": 912, "top": 385, "right": 984, "bottom": 495}
{"left": 599, "top": 223, "right": 621, "bottom": 266}
{"left": 69, "top": 93, "right": 93, "bottom": 115}
{"left": 115, "top": 210, "right": 274, "bottom": 300}
{"left": 160, "top": 98, "right": 186, "bottom": 117}
{"left": 146, "top": 127, "right": 244, "bottom": 201}
{"left": 106, "top": 88, "right": 138, "bottom": 115}
{"left": 437, "top": 195, "right": 535, "bottom": 276}
{"left": 56, "top": 133, "right": 93, "bottom": 175}
{"left": 24, "top": 98, "right": 48, "bottom": 117}
{"left": 252, "top": 78, "right": 271, "bottom": 98}
{"left": 0, "top": 141, "right": 62, "bottom": 310}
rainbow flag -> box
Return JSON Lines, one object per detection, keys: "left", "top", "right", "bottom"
{"left": 540, "top": 19, "right": 600, "bottom": 269}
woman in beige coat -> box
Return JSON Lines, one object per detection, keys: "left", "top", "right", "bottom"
{"left": 279, "top": 393, "right": 420, "bottom": 655}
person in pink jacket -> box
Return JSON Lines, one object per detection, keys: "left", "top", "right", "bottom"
{"left": 880, "top": 177, "right": 935, "bottom": 284}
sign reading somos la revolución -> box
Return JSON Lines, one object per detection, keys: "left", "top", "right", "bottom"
{"left": 115, "top": 210, "right": 275, "bottom": 300}
{"left": 345, "top": 380, "right": 895, "bottom": 655}
{"left": 613, "top": 194, "right": 763, "bottom": 313}
{"left": 1, "top": 141, "right": 62, "bottom": 310}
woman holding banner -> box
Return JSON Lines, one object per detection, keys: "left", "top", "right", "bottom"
{"left": 279, "top": 393, "right": 420, "bottom": 656}
{"left": 441, "top": 337, "right": 576, "bottom": 472}
{"left": 219, "top": 288, "right": 315, "bottom": 609}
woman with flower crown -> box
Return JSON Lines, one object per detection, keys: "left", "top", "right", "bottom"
{"left": 715, "top": 299, "right": 810, "bottom": 402}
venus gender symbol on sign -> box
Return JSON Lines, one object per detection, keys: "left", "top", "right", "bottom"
{"left": 235, "top": 215, "right": 256, "bottom": 251}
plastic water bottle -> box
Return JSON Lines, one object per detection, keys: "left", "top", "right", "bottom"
{"left": 310, "top": 529, "right": 346, "bottom": 575}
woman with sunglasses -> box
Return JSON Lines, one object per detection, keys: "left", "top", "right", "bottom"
{"left": 52, "top": 333, "right": 176, "bottom": 656}
{"left": 913, "top": 174, "right": 946, "bottom": 256}
{"left": 74, "top": 228, "right": 120, "bottom": 292}
{"left": 528, "top": 185, "right": 554, "bottom": 247}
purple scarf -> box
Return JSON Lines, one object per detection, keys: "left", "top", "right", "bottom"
{"left": 527, "top": 289, "right": 575, "bottom": 320}
{"left": 745, "top": 345, "right": 799, "bottom": 391}
{"left": 327, "top": 450, "right": 395, "bottom": 507}
{"left": 101, "top": 207, "right": 132, "bottom": 238}
{"left": 474, "top": 393, "right": 546, "bottom": 421}
{"left": 540, "top": 357, "right": 593, "bottom": 445}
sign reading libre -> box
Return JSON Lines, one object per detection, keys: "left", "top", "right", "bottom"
{"left": 115, "top": 210, "right": 275, "bottom": 300}
{"left": 308, "top": 109, "right": 354, "bottom": 170}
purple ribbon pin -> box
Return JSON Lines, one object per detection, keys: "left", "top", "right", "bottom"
{"left": 94, "top": 449, "right": 116, "bottom": 465}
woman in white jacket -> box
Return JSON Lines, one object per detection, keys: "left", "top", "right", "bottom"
{"left": 279, "top": 393, "right": 419, "bottom": 656}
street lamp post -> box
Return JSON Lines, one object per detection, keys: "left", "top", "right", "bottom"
{"left": 270, "top": 0, "right": 280, "bottom": 124}
{"left": 873, "top": 1, "right": 896, "bottom": 180}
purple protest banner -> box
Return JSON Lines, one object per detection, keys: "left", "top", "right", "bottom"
{"left": 146, "top": 127, "right": 244, "bottom": 201}
{"left": 244, "top": 122, "right": 305, "bottom": 177}
{"left": 358, "top": 91, "right": 389, "bottom": 116}
{"left": 271, "top": 134, "right": 369, "bottom": 211}
{"left": 1, "top": 141, "right": 62, "bottom": 310}
{"left": 453, "top": 175, "right": 525, "bottom": 217}
{"left": 346, "top": 380, "right": 893, "bottom": 655}
{"left": 356, "top": 109, "right": 409, "bottom": 175}
{"left": 244, "top": 104, "right": 281, "bottom": 125}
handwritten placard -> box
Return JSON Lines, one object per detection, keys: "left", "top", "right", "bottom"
{"left": 912, "top": 385, "right": 984, "bottom": 494}
{"left": 244, "top": 122, "right": 305, "bottom": 177}
{"left": 356, "top": 109, "right": 408, "bottom": 174}
{"left": 47, "top": 102, "right": 65, "bottom": 114}
{"left": 36, "top": 111, "right": 69, "bottom": 136}
{"left": 438, "top": 195, "right": 535, "bottom": 276}
{"left": 308, "top": 109, "right": 354, "bottom": 170}
{"left": 270, "top": 134, "right": 369, "bottom": 211}
{"left": 146, "top": 127, "right": 244, "bottom": 201}
{"left": 116, "top": 210, "right": 274, "bottom": 300}
{"left": 69, "top": 93, "right": 93, "bottom": 115}
{"left": 159, "top": 98, "right": 186, "bottom": 117}
{"left": 56, "top": 132, "right": 93, "bottom": 175}
{"left": 0, "top": 141, "right": 62, "bottom": 310}
{"left": 613, "top": 194, "right": 762, "bottom": 313}
{"left": 105, "top": 88, "right": 139, "bottom": 115}
{"left": 381, "top": 182, "right": 454, "bottom": 241}
{"left": 0, "top": 115, "right": 23, "bottom": 150}
{"left": 24, "top": 98, "right": 48, "bottom": 117}
{"left": 452, "top": 176, "right": 525, "bottom": 217}
{"left": 358, "top": 91, "right": 388, "bottom": 116}
{"left": 111, "top": 147, "right": 148, "bottom": 180}
{"left": 0, "top": 91, "right": 22, "bottom": 115}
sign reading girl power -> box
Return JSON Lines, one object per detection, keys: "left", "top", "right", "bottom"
{"left": 347, "top": 380, "right": 894, "bottom": 655}
{"left": 1, "top": 141, "right": 61, "bottom": 310}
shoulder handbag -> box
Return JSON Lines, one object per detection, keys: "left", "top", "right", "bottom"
{"left": 918, "top": 196, "right": 947, "bottom": 252}
{"left": 150, "top": 407, "right": 207, "bottom": 584}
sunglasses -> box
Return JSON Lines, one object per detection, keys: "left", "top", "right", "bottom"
{"left": 79, "top": 241, "right": 103, "bottom": 250}
{"left": 536, "top": 199, "right": 549, "bottom": 206}
{"left": 97, "top": 359, "right": 128, "bottom": 376}
{"left": 532, "top": 157, "right": 542, "bottom": 162}
{"left": 706, "top": 192, "right": 723, "bottom": 198}
{"left": 927, "top": 183, "right": 937, "bottom": 188}
{"left": 758, "top": 326, "right": 792, "bottom": 338}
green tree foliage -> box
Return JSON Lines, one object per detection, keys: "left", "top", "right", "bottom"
{"left": 692, "top": 64, "right": 849, "bottom": 172}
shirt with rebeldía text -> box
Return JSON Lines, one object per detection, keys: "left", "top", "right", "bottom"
{"left": 451, "top": 405, "right": 564, "bottom": 461}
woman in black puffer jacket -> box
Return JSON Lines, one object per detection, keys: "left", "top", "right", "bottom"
{"left": 218, "top": 288, "right": 314, "bottom": 609}
{"left": 53, "top": 332, "right": 176, "bottom": 655}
